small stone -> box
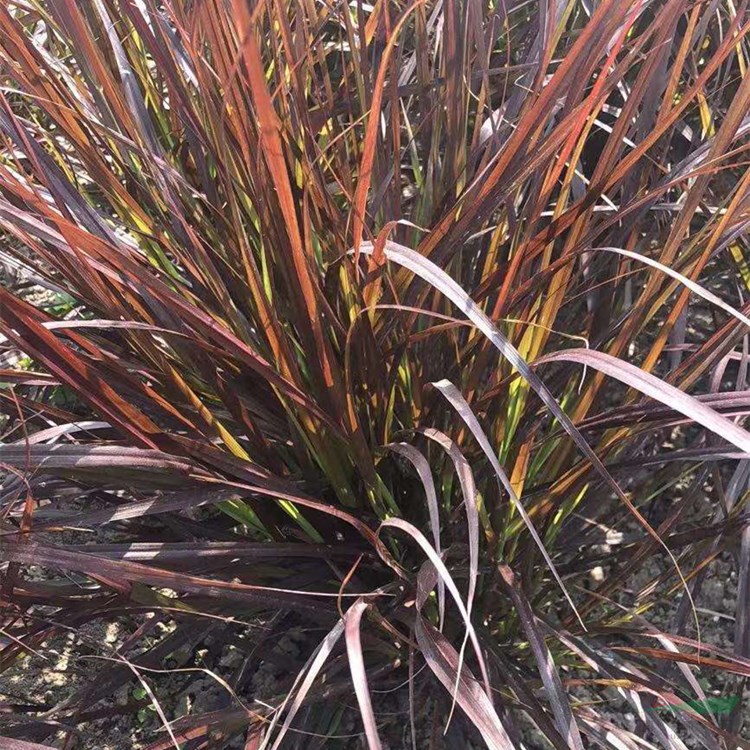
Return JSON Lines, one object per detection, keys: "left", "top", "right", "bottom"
{"left": 590, "top": 566, "right": 605, "bottom": 582}
{"left": 219, "top": 647, "right": 243, "bottom": 669}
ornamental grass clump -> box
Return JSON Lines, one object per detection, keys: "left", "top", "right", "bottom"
{"left": 2, "top": 0, "right": 750, "bottom": 747}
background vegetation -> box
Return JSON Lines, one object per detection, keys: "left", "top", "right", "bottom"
{"left": 2, "top": 0, "right": 750, "bottom": 747}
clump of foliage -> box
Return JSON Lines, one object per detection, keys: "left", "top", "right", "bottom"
{"left": 2, "top": 0, "right": 750, "bottom": 747}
